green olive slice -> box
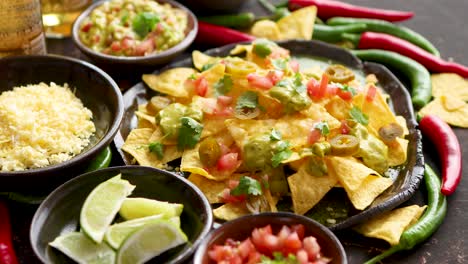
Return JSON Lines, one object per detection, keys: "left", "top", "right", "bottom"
{"left": 198, "top": 137, "right": 221, "bottom": 167}
{"left": 378, "top": 122, "right": 404, "bottom": 142}
{"left": 324, "top": 64, "right": 355, "bottom": 83}
{"left": 330, "top": 134, "right": 360, "bottom": 156}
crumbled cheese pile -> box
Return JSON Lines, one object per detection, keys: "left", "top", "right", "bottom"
{"left": 0, "top": 82, "right": 96, "bottom": 171}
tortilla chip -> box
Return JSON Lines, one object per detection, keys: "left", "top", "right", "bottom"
{"left": 325, "top": 96, "right": 353, "bottom": 121}
{"left": 135, "top": 111, "right": 156, "bottom": 128}
{"left": 288, "top": 161, "right": 338, "bottom": 215}
{"left": 419, "top": 95, "right": 468, "bottom": 127}
{"left": 143, "top": 67, "right": 197, "bottom": 98}
{"left": 188, "top": 174, "right": 238, "bottom": 204}
{"left": 354, "top": 205, "right": 427, "bottom": 245}
{"left": 192, "top": 50, "right": 217, "bottom": 71}
{"left": 213, "top": 203, "right": 250, "bottom": 221}
{"left": 329, "top": 157, "right": 393, "bottom": 210}
{"left": 395, "top": 116, "right": 409, "bottom": 136}
{"left": 277, "top": 6, "right": 317, "bottom": 40}
{"left": 122, "top": 128, "right": 182, "bottom": 167}
{"left": 230, "top": 44, "right": 251, "bottom": 56}
{"left": 387, "top": 138, "right": 408, "bottom": 166}
{"left": 300, "top": 103, "right": 341, "bottom": 130}
{"left": 431, "top": 73, "right": 468, "bottom": 101}
{"left": 361, "top": 88, "right": 398, "bottom": 134}
{"left": 250, "top": 20, "right": 283, "bottom": 40}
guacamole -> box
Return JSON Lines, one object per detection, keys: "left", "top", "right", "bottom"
{"left": 79, "top": 0, "right": 188, "bottom": 56}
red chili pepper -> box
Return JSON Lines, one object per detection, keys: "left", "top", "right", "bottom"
{"left": 288, "top": 0, "right": 414, "bottom": 22}
{"left": 419, "top": 115, "right": 462, "bottom": 195}
{"left": 357, "top": 32, "right": 468, "bottom": 77}
{"left": 0, "top": 200, "right": 18, "bottom": 264}
{"left": 196, "top": 21, "right": 255, "bottom": 47}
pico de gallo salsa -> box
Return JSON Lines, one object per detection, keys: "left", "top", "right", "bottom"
{"left": 78, "top": 0, "right": 188, "bottom": 56}
{"left": 208, "top": 224, "right": 331, "bottom": 264}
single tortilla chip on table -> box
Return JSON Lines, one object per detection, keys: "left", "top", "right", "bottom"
{"left": 142, "top": 67, "right": 197, "bottom": 98}
{"left": 419, "top": 95, "right": 468, "bottom": 128}
{"left": 353, "top": 204, "right": 427, "bottom": 245}
{"left": 277, "top": 6, "right": 317, "bottom": 40}
{"left": 328, "top": 156, "right": 393, "bottom": 210}
{"left": 213, "top": 203, "right": 250, "bottom": 221}
{"left": 250, "top": 20, "right": 283, "bottom": 40}
{"left": 431, "top": 73, "right": 468, "bottom": 101}
{"left": 288, "top": 160, "right": 338, "bottom": 215}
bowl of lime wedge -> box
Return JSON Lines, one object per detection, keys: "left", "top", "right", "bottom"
{"left": 30, "top": 166, "right": 213, "bottom": 264}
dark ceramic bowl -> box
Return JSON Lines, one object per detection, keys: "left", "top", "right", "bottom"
{"left": 72, "top": 0, "right": 198, "bottom": 66}
{"left": 30, "top": 166, "right": 213, "bottom": 263}
{"left": 194, "top": 212, "right": 347, "bottom": 264}
{"left": 0, "top": 55, "right": 123, "bottom": 192}
{"left": 113, "top": 39, "right": 424, "bottom": 230}
{"left": 179, "top": 0, "right": 249, "bottom": 14}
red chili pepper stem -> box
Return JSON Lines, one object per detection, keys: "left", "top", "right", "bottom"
{"left": 358, "top": 32, "right": 468, "bottom": 77}
{"left": 288, "top": 0, "right": 414, "bottom": 22}
{"left": 195, "top": 21, "right": 256, "bottom": 47}
{"left": 0, "top": 200, "right": 19, "bottom": 264}
{"left": 419, "top": 115, "right": 462, "bottom": 195}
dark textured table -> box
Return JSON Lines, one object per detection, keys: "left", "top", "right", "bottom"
{"left": 7, "top": 0, "right": 468, "bottom": 263}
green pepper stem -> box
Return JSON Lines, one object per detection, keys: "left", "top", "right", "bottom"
{"left": 364, "top": 245, "right": 403, "bottom": 264}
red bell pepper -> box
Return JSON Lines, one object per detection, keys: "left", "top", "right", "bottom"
{"left": 357, "top": 32, "right": 468, "bottom": 77}
{"left": 419, "top": 115, "right": 462, "bottom": 195}
{"left": 288, "top": 0, "right": 414, "bottom": 22}
{"left": 0, "top": 200, "right": 18, "bottom": 264}
{"left": 196, "top": 21, "right": 256, "bottom": 47}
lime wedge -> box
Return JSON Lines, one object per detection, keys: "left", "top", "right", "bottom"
{"left": 80, "top": 174, "right": 135, "bottom": 243}
{"left": 116, "top": 221, "right": 188, "bottom": 264}
{"left": 119, "top": 197, "right": 183, "bottom": 220}
{"left": 49, "top": 232, "right": 115, "bottom": 264}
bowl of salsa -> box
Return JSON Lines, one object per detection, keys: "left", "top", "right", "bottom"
{"left": 72, "top": 0, "right": 197, "bottom": 65}
{"left": 194, "top": 212, "right": 347, "bottom": 264}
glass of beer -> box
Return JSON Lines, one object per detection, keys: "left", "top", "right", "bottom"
{"left": 41, "top": 0, "right": 93, "bottom": 38}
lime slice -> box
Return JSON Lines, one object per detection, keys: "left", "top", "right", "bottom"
{"left": 49, "top": 232, "right": 115, "bottom": 264}
{"left": 119, "top": 197, "right": 183, "bottom": 220}
{"left": 80, "top": 174, "right": 135, "bottom": 243}
{"left": 116, "top": 221, "right": 188, "bottom": 264}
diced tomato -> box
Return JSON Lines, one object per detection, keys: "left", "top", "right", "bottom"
{"left": 307, "top": 78, "right": 320, "bottom": 98}
{"left": 283, "top": 232, "right": 303, "bottom": 255}
{"left": 195, "top": 76, "right": 208, "bottom": 97}
{"left": 217, "top": 95, "right": 233, "bottom": 106}
{"left": 246, "top": 251, "right": 262, "bottom": 264}
{"left": 217, "top": 153, "right": 238, "bottom": 171}
{"left": 134, "top": 38, "right": 154, "bottom": 56}
{"left": 366, "top": 85, "right": 377, "bottom": 102}
{"left": 340, "top": 120, "right": 351, "bottom": 134}
{"left": 266, "top": 70, "right": 284, "bottom": 85}
{"left": 326, "top": 83, "right": 338, "bottom": 96}
{"left": 277, "top": 225, "right": 291, "bottom": 244}
{"left": 121, "top": 37, "right": 134, "bottom": 50}
{"left": 318, "top": 74, "right": 329, "bottom": 98}
{"left": 289, "top": 60, "right": 300, "bottom": 72}
{"left": 238, "top": 238, "right": 255, "bottom": 260}
{"left": 81, "top": 22, "right": 92, "bottom": 33}
{"left": 247, "top": 73, "right": 274, "bottom": 90}
{"left": 110, "top": 41, "right": 121, "bottom": 52}
{"left": 307, "top": 128, "right": 321, "bottom": 145}
{"left": 208, "top": 245, "right": 234, "bottom": 262}
{"left": 93, "top": 35, "right": 101, "bottom": 43}
{"left": 228, "top": 179, "right": 239, "bottom": 190}
{"left": 268, "top": 47, "right": 290, "bottom": 59}
{"left": 303, "top": 236, "right": 321, "bottom": 261}
{"left": 213, "top": 106, "right": 234, "bottom": 117}
{"left": 296, "top": 249, "right": 309, "bottom": 264}
{"left": 336, "top": 88, "right": 353, "bottom": 101}
{"left": 220, "top": 188, "right": 245, "bottom": 203}
{"left": 291, "top": 224, "right": 305, "bottom": 240}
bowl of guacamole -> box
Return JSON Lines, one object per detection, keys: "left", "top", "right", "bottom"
{"left": 72, "top": 0, "right": 197, "bottom": 65}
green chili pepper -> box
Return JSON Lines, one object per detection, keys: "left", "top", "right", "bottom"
{"left": 341, "top": 33, "right": 361, "bottom": 47}
{"left": 365, "top": 164, "right": 447, "bottom": 264}
{"left": 85, "top": 146, "right": 112, "bottom": 172}
{"left": 198, "top": 12, "right": 256, "bottom": 29}
{"left": 327, "top": 17, "right": 440, "bottom": 57}
{"left": 312, "top": 24, "right": 367, "bottom": 43}
{"left": 258, "top": 0, "right": 290, "bottom": 21}
{"left": 351, "top": 49, "right": 431, "bottom": 109}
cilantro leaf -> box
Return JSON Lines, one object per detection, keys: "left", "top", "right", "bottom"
{"left": 271, "top": 58, "right": 287, "bottom": 70}
{"left": 271, "top": 140, "right": 292, "bottom": 168}
{"left": 201, "top": 63, "right": 215, "bottom": 72}
{"left": 214, "top": 75, "right": 233, "bottom": 96}
{"left": 120, "top": 10, "right": 129, "bottom": 25}
{"left": 338, "top": 84, "right": 357, "bottom": 96}
{"left": 148, "top": 142, "right": 164, "bottom": 159}
{"left": 293, "top": 73, "right": 306, "bottom": 93}
{"left": 349, "top": 106, "right": 369, "bottom": 125}
{"left": 230, "top": 176, "right": 263, "bottom": 196}
{"left": 132, "top": 12, "right": 160, "bottom": 38}
{"left": 188, "top": 73, "right": 197, "bottom": 80}
{"left": 177, "top": 117, "right": 203, "bottom": 150}
{"left": 314, "top": 121, "right": 330, "bottom": 136}
{"left": 236, "top": 91, "right": 259, "bottom": 111}
{"left": 270, "top": 129, "right": 282, "bottom": 141}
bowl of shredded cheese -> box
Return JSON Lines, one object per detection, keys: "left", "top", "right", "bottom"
{"left": 0, "top": 54, "right": 124, "bottom": 192}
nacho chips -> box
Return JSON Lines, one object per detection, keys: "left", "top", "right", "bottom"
{"left": 419, "top": 95, "right": 468, "bottom": 127}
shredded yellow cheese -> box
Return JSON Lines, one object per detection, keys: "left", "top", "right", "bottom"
{"left": 0, "top": 83, "right": 96, "bottom": 171}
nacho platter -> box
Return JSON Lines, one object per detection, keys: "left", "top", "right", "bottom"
{"left": 114, "top": 40, "right": 424, "bottom": 230}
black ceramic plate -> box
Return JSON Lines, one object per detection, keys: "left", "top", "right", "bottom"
{"left": 30, "top": 166, "right": 213, "bottom": 263}
{"left": 113, "top": 40, "right": 424, "bottom": 230}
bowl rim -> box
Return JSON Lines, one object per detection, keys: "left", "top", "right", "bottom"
{"left": 71, "top": 0, "right": 198, "bottom": 64}
{"left": 0, "top": 54, "right": 124, "bottom": 177}
{"left": 30, "top": 165, "right": 214, "bottom": 263}
{"left": 193, "top": 211, "right": 347, "bottom": 264}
